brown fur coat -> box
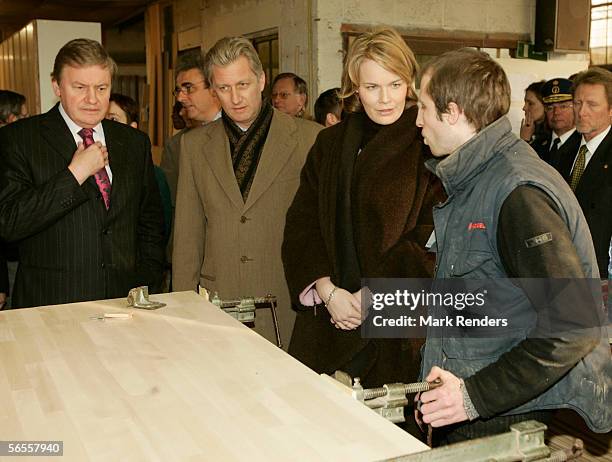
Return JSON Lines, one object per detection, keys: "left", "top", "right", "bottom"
{"left": 282, "top": 106, "right": 445, "bottom": 386}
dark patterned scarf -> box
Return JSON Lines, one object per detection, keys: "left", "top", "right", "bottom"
{"left": 222, "top": 101, "right": 274, "bottom": 201}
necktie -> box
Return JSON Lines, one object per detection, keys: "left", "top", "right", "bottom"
{"left": 78, "top": 128, "right": 111, "bottom": 209}
{"left": 546, "top": 137, "right": 560, "bottom": 164}
{"left": 549, "top": 137, "right": 560, "bottom": 155}
{"left": 569, "top": 145, "right": 587, "bottom": 192}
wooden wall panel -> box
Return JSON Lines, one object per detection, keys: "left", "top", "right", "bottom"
{"left": 145, "top": 1, "right": 174, "bottom": 159}
{"left": 8, "top": 36, "right": 15, "bottom": 89}
{"left": 14, "top": 30, "right": 23, "bottom": 99}
{"left": 0, "top": 22, "right": 40, "bottom": 114}
{"left": 146, "top": 2, "right": 162, "bottom": 147}
{"left": 26, "top": 22, "right": 39, "bottom": 113}
{"left": 0, "top": 41, "right": 5, "bottom": 88}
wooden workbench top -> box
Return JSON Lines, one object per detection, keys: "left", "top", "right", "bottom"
{"left": 0, "top": 291, "right": 428, "bottom": 461}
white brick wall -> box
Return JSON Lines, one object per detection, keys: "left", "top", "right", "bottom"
{"left": 201, "top": 0, "right": 281, "bottom": 50}
{"left": 314, "top": 0, "right": 536, "bottom": 95}
{"left": 175, "top": 0, "right": 589, "bottom": 131}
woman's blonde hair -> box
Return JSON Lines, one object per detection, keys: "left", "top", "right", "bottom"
{"left": 340, "top": 27, "right": 418, "bottom": 113}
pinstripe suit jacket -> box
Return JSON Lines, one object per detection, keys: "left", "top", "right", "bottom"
{"left": 172, "top": 109, "right": 321, "bottom": 348}
{"left": 0, "top": 104, "right": 165, "bottom": 308}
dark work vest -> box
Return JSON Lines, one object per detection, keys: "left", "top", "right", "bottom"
{"left": 421, "top": 117, "right": 611, "bottom": 433}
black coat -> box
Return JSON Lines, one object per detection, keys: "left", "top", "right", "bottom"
{"left": 282, "top": 106, "right": 444, "bottom": 387}
{"left": 529, "top": 121, "right": 552, "bottom": 162}
{"left": 532, "top": 129, "right": 581, "bottom": 170}
{"left": 0, "top": 104, "right": 165, "bottom": 308}
{"left": 556, "top": 129, "right": 612, "bottom": 278}
{"left": 0, "top": 242, "right": 7, "bottom": 296}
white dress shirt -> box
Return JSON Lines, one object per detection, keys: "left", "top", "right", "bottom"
{"left": 550, "top": 127, "right": 576, "bottom": 150}
{"left": 58, "top": 103, "right": 112, "bottom": 182}
{"left": 573, "top": 125, "right": 611, "bottom": 172}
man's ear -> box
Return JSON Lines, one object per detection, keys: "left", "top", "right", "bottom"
{"left": 130, "top": 121, "right": 138, "bottom": 129}
{"left": 445, "top": 102, "right": 462, "bottom": 125}
{"left": 52, "top": 79, "right": 61, "bottom": 98}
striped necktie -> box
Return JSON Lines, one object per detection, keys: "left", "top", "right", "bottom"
{"left": 569, "top": 145, "right": 587, "bottom": 192}
{"left": 78, "top": 128, "right": 111, "bottom": 209}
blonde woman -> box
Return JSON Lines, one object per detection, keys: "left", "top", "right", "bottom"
{"left": 282, "top": 28, "right": 443, "bottom": 428}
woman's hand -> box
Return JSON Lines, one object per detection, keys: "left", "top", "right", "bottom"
{"left": 315, "top": 277, "right": 362, "bottom": 330}
{"left": 520, "top": 111, "right": 535, "bottom": 141}
{"left": 328, "top": 289, "right": 362, "bottom": 329}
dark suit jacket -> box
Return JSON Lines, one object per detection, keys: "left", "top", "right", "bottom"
{"left": 534, "top": 130, "right": 582, "bottom": 172}
{"left": 0, "top": 242, "right": 7, "bottom": 295}
{"left": 557, "top": 129, "right": 612, "bottom": 278}
{"left": 0, "top": 104, "right": 165, "bottom": 308}
{"left": 0, "top": 239, "right": 18, "bottom": 298}
{"left": 531, "top": 134, "right": 553, "bottom": 163}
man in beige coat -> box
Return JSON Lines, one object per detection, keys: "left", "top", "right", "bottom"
{"left": 172, "top": 36, "right": 321, "bottom": 349}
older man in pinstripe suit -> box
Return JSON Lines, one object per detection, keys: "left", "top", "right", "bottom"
{"left": 0, "top": 38, "right": 164, "bottom": 308}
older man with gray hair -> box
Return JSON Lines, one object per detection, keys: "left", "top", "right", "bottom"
{"left": 172, "top": 36, "right": 321, "bottom": 348}
{"left": 0, "top": 38, "right": 164, "bottom": 309}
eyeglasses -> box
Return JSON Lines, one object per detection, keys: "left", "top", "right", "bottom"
{"left": 173, "top": 80, "right": 205, "bottom": 97}
{"left": 272, "top": 91, "right": 295, "bottom": 100}
{"left": 544, "top": 102, "right": 573, "bottom": 112}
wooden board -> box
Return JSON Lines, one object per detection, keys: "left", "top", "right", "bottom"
{"left": 0, "top": 291, "right": 428, "bottom": 461}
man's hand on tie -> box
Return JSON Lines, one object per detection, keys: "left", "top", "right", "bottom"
{"left": 68, "top": 141, "right": 108, "bottom": 185}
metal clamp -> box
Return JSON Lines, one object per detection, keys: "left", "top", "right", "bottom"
{"left": 207, "top": 291, "right": 283, "bottom": 348}
{"left": 386, "top": 420, "right": 583, "bottom": 462}
{"left": 350, "top": 375, "right": 441, "bottom": 424}
{"left": 127, "top": 286, "right": 165, "bottom": 310}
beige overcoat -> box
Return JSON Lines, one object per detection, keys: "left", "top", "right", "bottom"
{"left": 173, "top": 108, "right": 321, "bottom": 349}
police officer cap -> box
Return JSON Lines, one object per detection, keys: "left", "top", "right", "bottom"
{"left": 542, "top": 78, "right": 573, "bottom": 104}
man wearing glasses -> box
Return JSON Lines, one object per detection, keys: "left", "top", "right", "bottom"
{"left": 536, "top": 78, "right": 581, "bottom": 168}
{"left": 161, "top": 53, "right": 222, "bottom": 224}
{"left": 271, "top": 73, "right": 308, "bottom": 118}
{"left": 173, "top": 53, "right": 222, "bottom": 126}
{"left": 161, "top": 53, "right": 222, "bottom": 276}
